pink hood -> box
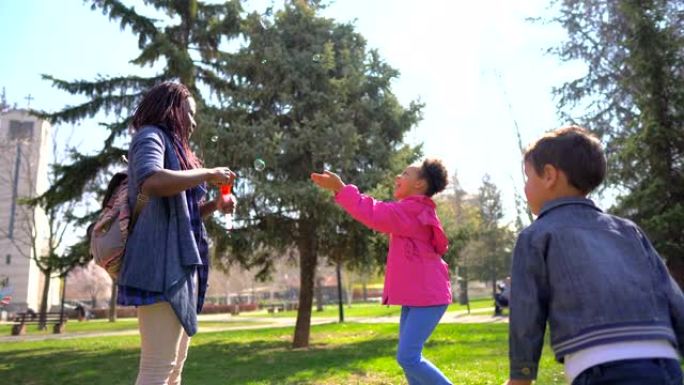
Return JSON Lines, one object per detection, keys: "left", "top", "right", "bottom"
{"left": 416, "top": 199, "right": 449, "bottom": 255}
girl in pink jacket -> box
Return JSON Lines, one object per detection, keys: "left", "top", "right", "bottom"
{"left": 311, "top": 159, "right": 453, "bottom": 385}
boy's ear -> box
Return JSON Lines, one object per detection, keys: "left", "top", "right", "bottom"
{"left": 542, "top": 164, "right": 559, "bottom": 189}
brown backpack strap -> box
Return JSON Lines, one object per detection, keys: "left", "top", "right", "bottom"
{"left": 130, "top": 193, "right": 148, "bottom": 230}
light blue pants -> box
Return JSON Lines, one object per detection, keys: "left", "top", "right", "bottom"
{"left": 397, "top": 305, "right": 452, "bottom": 385}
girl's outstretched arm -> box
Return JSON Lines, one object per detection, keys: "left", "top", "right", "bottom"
{"left": 311, "top": 171, "right": 411, "bottom": 235}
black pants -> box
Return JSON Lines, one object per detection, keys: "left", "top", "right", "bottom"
{"left": 494, "top": 294, "right": 508, "bottom": 315}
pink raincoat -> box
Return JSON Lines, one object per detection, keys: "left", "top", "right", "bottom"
{"left": 335, "top": 185, "right": 452, "bottom": 306}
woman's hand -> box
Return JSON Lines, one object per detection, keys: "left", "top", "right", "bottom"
{"left": 206, "top": 167, "right": 236, "bottom": 186}
{"left": 201, "top": 191, "right": 236, "bottom": 218}
{"left": 216, "top": 193, "right": 236, "bottom": 215}
{"left": 310, "top": 171, "right": 345, "bottom": 193}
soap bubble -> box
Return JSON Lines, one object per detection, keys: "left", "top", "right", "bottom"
{"left": 210, "top": 135, "right": 219, "bottom": 143}
{"left": 254, "top": 158, "right": 266, "bottom": 172}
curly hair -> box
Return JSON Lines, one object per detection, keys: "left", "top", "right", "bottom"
{"left": 420, "top": 158, "right": 448, "bottom": 197}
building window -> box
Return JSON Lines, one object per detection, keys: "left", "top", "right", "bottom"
{"left": 9, "top": 120, "right": 34, "bottom": 141}
{"left": 5, "top": 254, "right": 10, "bottom": 265}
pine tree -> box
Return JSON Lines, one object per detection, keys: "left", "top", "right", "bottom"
{"left": 551, "top": 0, "right": 684, "bottom": 283}
{"left": 476, "top": 175, "right": 513, "bottom": 296}
{"left": 37, "top": 0, "right": 243, "bottom": 323}
{"left": 38, "top": 0, "right": 243, "bottom": 211}
{"left": 207, "top": 1, "right": 422, "bottom": 347}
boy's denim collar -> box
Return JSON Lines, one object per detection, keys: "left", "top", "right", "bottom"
{"left": 537, "top": 196, "right": 602, "bottom": 219}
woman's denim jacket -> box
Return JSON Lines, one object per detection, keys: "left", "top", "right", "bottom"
{"left": 118, "top": 126, "right": 203, "bottom": 336}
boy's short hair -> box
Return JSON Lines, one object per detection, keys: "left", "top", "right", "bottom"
{"left": 524, "top": 126, "right": 606, "bottom": 194}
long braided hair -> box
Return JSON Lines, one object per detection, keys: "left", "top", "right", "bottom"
{"left": 131, "top": 81, "right": 202, "bottom": 170}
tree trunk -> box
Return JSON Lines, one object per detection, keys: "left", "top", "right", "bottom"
{"left": 108, "top": 278, "right": 117, "bottom": 322}
{"left": 293, "top": 230, "right": 317, "bottom": 348}
{"left": 315, "top": 275, "right": 324, "bottom": 312}
{"left": 345, "top": 270, "right": 354, "bottom": 306}
{"left": 59, "top": 275, "right": 67, "bottom": 323}
{"left": 38, "top": 269, "right": 52, "bottom": 330}
{"left": 450, "top": 265, "right": 458, "bottom": 303}
{"left": 362, "top": 279, "right": 368, "bottom": 302}
{"left": 459, "top": 265, "right": 470, "bottom": 313}
{"left": 336, "top": 262, "right": 344, "bottom": 323}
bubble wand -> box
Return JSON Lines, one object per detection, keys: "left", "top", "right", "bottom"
{"left": 219, "top": 158, "right": 266, "bottom": 230}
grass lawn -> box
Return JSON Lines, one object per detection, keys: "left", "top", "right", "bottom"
{"left": 0, "top": 299, "right": 492, "bottom": 337}
{"left": 259, "top": 298, "right": 493, "bottom": 319}
{"left": 1, "top": 322, "right": 568, "bottom": 385}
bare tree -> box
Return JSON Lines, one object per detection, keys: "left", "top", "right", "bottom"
{"left": 67, "top": 261, "right": 111, "bottom": 308}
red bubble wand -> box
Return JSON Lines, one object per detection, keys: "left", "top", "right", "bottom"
{"left": 221, "top": 183, "right": 233, "bottom": 229}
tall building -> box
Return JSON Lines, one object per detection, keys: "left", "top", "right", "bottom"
{"left": 0, "top": 109, "right": 60, "bottom": 312}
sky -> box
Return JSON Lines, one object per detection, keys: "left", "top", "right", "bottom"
{"left": 0, "top": 0, "right": 589, "bottom": 223}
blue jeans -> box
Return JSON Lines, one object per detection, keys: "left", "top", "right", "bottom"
{"left": 397, "top": 305, "right": 452, "bottom": 385}
{"left": 572, "top": 358, "right": 683, "bottom": 385}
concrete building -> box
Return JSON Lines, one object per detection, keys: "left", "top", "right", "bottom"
{"left": 0, "top": 109, "right": 59, "bottom": 312}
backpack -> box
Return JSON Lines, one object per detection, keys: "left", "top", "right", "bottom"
{"left": 89, "top": 172, "right": 147, "bottom": 279}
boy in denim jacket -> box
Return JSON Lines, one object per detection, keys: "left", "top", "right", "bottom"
{"left": 505, "top": 127, "right": 684, "bottom": 385}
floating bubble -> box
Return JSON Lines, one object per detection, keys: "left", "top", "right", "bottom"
{"left": 312, "top": 54, "right": 322, "bottom": 63}
{"left": 210, "top": 135, "right": 219, "bottom": 143}
{"left": 254, "top": 158, "right": 266, "bottom": 172}
{"left": 261, "top": 59, "right": 268, "bottom": 64}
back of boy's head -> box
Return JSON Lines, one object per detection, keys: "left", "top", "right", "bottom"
{"left": 420, "top": 159, "right": 448, "bottom": 197}
{"left": 524, "top": 126, "right": 606, "bottom": 194}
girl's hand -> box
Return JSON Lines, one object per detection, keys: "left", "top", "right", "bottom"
{"left": 216, "top": 193, "right": 236, "bottom": 214}
{"left": 311, "top": 171, "right": 345, "bottom": 193}
{"left": 206, "top": 167, "right": 236, "bottom": 186}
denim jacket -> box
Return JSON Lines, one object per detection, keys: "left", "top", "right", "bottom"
{"left": 117, "top": 126, "right": 204, "bottom": 336}
{"left": 509, "top": 197, "right": 684, "bottom": 380}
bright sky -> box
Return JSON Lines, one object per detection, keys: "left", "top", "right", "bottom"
{"left": 0, "top": 0, "right": 589, "bottom": 224}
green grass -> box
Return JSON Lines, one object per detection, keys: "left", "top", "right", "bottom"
{"left": 0, "top": 322, "right": 567, "bottom": 384}
{"left": 0, "top": 319, "right": 268, "bottom": 336}
{"left": 259, "top": 298, "right": 493, "bottom": 319}
{"left": 0, "top": 299, "right": 494, "bottom": 337}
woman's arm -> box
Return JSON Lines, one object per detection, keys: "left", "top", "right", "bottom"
{"left": 141, "top": 167, "right": 234, "bottom": 197}
{"left": 131, "top": 128, "right": 235, "bottom": 198}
